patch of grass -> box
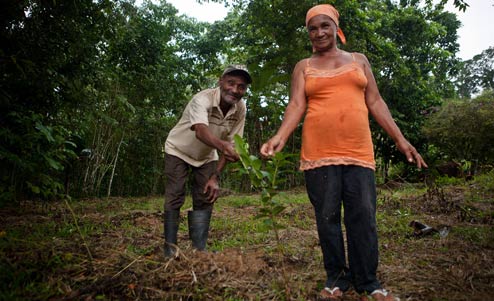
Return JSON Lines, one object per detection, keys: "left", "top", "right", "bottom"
{"left": 474, "top": 170, "right": 494, "bottom": 192}
{"left": 466, "top": 173, "right": 494, "bottom": 204}
{"left": 126, "top": 244, "right": 154, "bottom": 256}
{"left": 286, "top": 209, "right": 314, "bottom": 230}
{"left": 212, "top": 191, "right": 311, "bottom": 251}
{"left": 219, "top": 194, "right": 261, "bottom": 208}
{"left": 2, "top": 177, "right": 494, "bottom": 300}
{"left": 377, "top": 211, "right": 414, "bottom": 236}
{"left": 211, "top": 214, "right": 273, "bottom": 251}
{"left": 0, "top": 246, "right": 75, "bottom": 300}
{"left": 388, "top": 183, "right": 429, "bottom": 199}
{"left": 273, "top": 191, "right": 309, "bottom": 204}
{"left": 122, "top": 197, "right": 163, "bottom": 211}
{"left": 435, "top": 175, "right": 465, "bottom": 187}
{"left": 451, "top": 225, "right": 494, "bottom": 248}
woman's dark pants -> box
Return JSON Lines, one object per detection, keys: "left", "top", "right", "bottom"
{"left": 304, "top": 165, "right": 381, "bottom": 294}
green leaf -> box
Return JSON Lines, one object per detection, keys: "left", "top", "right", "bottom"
{"left": 263, "top": 219, "right": 274, "bottom": 227}
{"left": 44, "top": 155, "right": 64, "bottom": 171}
{"left": 35, "top": 122, "right": 55, "bottom": 143}
{"left": 271, "top": 205, "right": 285, "bottom": 215}
{"left": 261, "top": 170, "right": 271, "bottom": 179}
{"left": 27, "top": 183, "right": 40, "bottom": 194}
{"left": 64, "top": 140, "right": 77, "bottom": 148}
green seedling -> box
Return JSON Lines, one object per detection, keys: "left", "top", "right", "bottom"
{"left": 234, "top": 134, "right": 294, "bottom": 298}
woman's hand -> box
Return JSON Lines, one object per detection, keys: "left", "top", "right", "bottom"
{"left": 396, "top": 139, "right": 428, "bottom": 169}
{"left": 260, "top": 135, "right": 285, "bottom": 158}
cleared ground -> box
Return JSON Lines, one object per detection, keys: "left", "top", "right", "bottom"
{"left": 1, "top": 181, "right": 493, "bottom": 300}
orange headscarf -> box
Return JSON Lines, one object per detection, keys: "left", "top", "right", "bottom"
{"left": 306, "top": 4, "right": 346, "bottom": 44}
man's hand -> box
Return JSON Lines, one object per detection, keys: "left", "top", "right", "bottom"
{"left": 193, "top": 124, "right": 239, "bottom": 162}
{"left": 221, "top": 141, "right": 240, "bottom": 162}
{"left": 204, "top": 176, "right": 220, "bottom": 203}
{"left": 260, "top": 135, "right": 285, "bottom": 158}
{"left": 396, "top": 139, "right": 428, "bottom": 169}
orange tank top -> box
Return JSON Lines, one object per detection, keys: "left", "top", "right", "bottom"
{"left": 300, "top": 54, "right": 375, "bottom": 171}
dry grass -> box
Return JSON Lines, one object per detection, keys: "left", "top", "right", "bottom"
{"left": 0, "top": 183, "right": 493, "bottom": 300}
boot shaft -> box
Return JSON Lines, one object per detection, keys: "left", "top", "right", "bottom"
{"left": 188, "top": 209, "right": 212, "bottom": 251}
{"left": 164, "top": 210, "right": 180, "bottom": 257}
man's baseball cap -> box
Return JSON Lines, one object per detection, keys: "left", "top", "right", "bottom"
{"left": 222, "top": 65, "right": 252, "bottom": 84}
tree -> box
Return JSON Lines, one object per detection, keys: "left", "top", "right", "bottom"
{"left": 455, "top": 47, "right": 494, "bottom": 98}
{"left": 210, "top": 0, "right": 461, "bottom": 182}
{"left": 361, "top": 0, "right": 461, "bottom": 179}
{"left": 1, "top": 0, "right": 114, "bottom": 202}
{"left": 70, "top": 0, "right": 221, "bottom": 197}
{"left": 0, "top": 0, "right": 469, "bottom": 202}
{"left": 423, "top": 90, "right": 494, "bottom": 167}
{"left": 0, "top": 0, "right": 225, "bottom": 201}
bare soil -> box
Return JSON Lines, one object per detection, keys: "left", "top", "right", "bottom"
{"left": 1, "top": 183, "right": 493, "bottom": 300}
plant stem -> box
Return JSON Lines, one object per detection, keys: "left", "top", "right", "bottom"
{"left": 64, "top": 198, "right": 94, "bottom": 269}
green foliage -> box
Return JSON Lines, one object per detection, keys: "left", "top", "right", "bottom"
{"left": 0, "top": 112, "right": 77, "bottom": 203}
{"left": 362, "top": 0, "right": 460, "bottom": 167}
{"left": 233, "top": 135, "right": 297, "bottom": 298}
{"left": 71, "top": 1, "right": 218, "bottom": 197}
{"left": 423, "top": 91, "right": 494, "bottom": 165}
{"left": 234, "top": 135, "right": 293, "bottom": 228}
{"left": 473, "top": 169, "right": 494, "bottom": 193}
{"left": 434, "top": 175, "right": 465, "bottom": 187}
{"left": 455, "top": 47, "right": 494, "bottom": 98}
{"left": 0, "top": 0, "right": 479, "bottom": 202}
{"left": 1, "top": 0, "right": 110, "bottom": 203}
{"left": 220, "top": 0, "right": 461, "bottom": 182}
{"left": 1, "top": 0, "right": 225, "bottom": 202}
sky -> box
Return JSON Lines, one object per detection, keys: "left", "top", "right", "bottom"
{"left": 165, "top": 0, "right": 493, "bottom": 60}
{"left": 444, "top": 0, "right": 494, "bottom": 60}
{"left": 165, "top": 0, "right": 228, "bottom": 23}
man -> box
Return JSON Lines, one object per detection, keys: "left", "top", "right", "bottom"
{"left": 163, "top": 65, "right": 252, "bottom": 257}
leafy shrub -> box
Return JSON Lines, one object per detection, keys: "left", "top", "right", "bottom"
{"left": 473, "top": 169, "right": 494, "bottom": 192}
{"left": 422, "top": 90, "right": 494, "bottom": 165}
{"left": 0, "top": 112, "right": 77, "bottom": 204}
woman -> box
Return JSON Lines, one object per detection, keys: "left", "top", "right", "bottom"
{"left": 260, "top": 4, "right": 427, "bottom": 301}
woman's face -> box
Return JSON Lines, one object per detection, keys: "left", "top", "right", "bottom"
{"left": 307, "top": 14, "right": 338, "bottom": 52}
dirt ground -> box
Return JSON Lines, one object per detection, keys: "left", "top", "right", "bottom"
{"left": 1, "top": 183, "right": 493, "bottom": 301}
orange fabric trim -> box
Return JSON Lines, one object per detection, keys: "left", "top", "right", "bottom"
{"left": 300, "top": 157, "right": 375, "bottom": 171}
{"left": 305, "top": 61, "right": 359, "bottom": 78}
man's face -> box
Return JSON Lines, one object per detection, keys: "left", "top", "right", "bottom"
{"left": 219, "top": 74, "right": 248, "bottom": 106}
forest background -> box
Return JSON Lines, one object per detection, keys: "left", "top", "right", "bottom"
{"left": 1, "top": 0, "right": 493, "bottom": 203}
{"left": 2, "top": 0, "right": 494, "bottom": 300}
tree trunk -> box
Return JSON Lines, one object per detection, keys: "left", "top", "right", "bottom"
{"left": 107, "top": 134, "right": 124, "bottom": 198}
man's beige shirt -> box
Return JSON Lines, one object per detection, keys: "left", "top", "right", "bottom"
{"left": 165, "top": 87, "right": 246, "bottom": 167}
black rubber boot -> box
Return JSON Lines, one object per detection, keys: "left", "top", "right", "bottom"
{"left": 164, "top": 210, "right": 180, "bottom": 257}
{"left": 188, "top": 209, "right": 212, "bottom": 251}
